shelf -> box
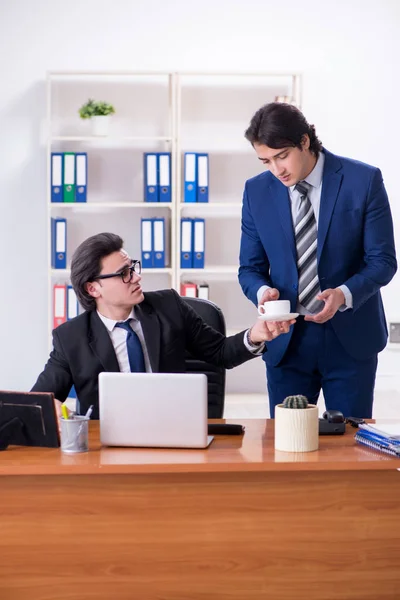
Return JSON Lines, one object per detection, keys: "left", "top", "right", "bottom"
{"left": 49, "top": 70, "right": 172, "bottom": 77}
{"left": 50, "top": 136, "right": 173, "bottom": 142}
{"left": 179, "top": 202, "right": 242, "bottom": 217}
{"left": 49, "top": 202, "right": 173, "bottom": 209}
{"left": 51, "top": 268, "right": 173, "bottom": 277}
{"left": 180, "top": 202, "right": 241, "bottom": 209}
{"left": 179, "top": 266, "right": 238, "bottom": 276}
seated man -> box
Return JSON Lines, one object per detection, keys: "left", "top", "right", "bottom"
{"left": 32, "top": 233, "right": 294, "bottom": 419}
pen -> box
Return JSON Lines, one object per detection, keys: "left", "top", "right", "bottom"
{"left": 85, "top": 405, "right": 94, "bottom": 420}
{"left": 61, "top": 404, "right": 69, "bottom": 420}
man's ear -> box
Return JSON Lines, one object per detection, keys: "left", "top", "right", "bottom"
{"left": 301, "top": 134, "right": 310, "bottom": 150}
{"left": 86, "top": 281, "right": 101, "bottom": 299}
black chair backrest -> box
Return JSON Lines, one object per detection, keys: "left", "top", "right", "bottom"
{"left": 181, "top": 297, "right": 226, "bottom": 418}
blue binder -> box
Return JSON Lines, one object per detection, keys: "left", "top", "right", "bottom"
{"left": 184, "top": 153, "right": 197, "bottom": 203}
{"left": 144, "top": 153, "right": 159, "bottom": 202}
{"left": 158, "top": 153, "right": 171, "bottom": 203}
{"left": 153, "top": 218, "right": 165, "bottom": 267}
{"left": 141, "top": 218, "right": 153, "bottom": 267}
{"left": 180, "top": 218, "right": 193, "bottom": 268}
{"left": 67, "top": 285, "right": 79, "bottom": 320}
{"left": 51, "top": 153, "right": 63, "bottom": 203}
{"left": 51, "top": 217, "right": 67, "bottom": 269}
{"left": 193, "top": 218, "right": 205, "bottom": 268}
{"left": 75, "top": 152, "right": 87, "bottom": 203}
{"left": 196, "top": 153, "right": 209, "bottom": 203}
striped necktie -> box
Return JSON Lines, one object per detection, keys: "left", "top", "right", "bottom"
{"left": 115, "top": 320, "right": 146, "bottom": 372}
{"left": 294, "top": 182, "right": 324, "bottom": 313}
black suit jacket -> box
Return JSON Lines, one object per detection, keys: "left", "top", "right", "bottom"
{"left": 32, "top": 289, "right": 258, "bottom": 418}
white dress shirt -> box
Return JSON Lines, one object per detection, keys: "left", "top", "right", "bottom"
{"left": 97, "top": 309, "right": 152, "bottom": 373}
{"left": 257, "top": 152, "right": 352, "bottom": 313}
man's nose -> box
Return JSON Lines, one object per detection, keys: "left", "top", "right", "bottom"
{"left": 132, "top": 272, "right": 141, "bottom": 283}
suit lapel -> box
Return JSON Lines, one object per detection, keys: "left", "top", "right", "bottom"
{"left": 135, "top": 300, "right": 160, "bottom": 372}
{"left": 269, "top": 179, "right": 296, "bottom": 262}
{"left": 317, "top": 150, "right": 343, "bottom": 261}
{"left": 88, "top": 311, "right": 120, "bottom": 372}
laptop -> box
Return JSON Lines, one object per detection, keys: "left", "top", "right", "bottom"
{"left": 98, "top": 372, "right": 214, "bottom": 449}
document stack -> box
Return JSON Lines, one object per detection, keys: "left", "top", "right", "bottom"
{"left": 355, "top": 423, "right": 400, "bottom": 457}
{"left": 53, "top": 284, "right": 80, "bottom": 329}
{"left": 51, "top": 152, "right": 87, "bottom": 203}
{"left": 51, "top": 217, "right": 67, "bottom": 269}
{"left": 183, "top": 152, "right": 209, "bottom": 202}
{"left": 143, "top": 153, "right": 171, "bottom": 202}
{"left": 180, "top": 282, "right": 209, "bottom": 299}
{"left": 140, "top": 217, "right": 167, "bottom": 268}
{"left": 180, "top": 218, "right": 205, "bottom": 268}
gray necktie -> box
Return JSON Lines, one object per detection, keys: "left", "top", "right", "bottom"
{"left": 294, "top": 182, "right": 323, "bottom": 313}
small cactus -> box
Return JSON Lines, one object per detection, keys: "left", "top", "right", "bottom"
{"left": 282, "top": 395, "right": 309, "bottom": 409}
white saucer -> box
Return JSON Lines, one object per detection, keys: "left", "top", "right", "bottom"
{"left": 258, "top": 312, "right": 299, "bottom": 322}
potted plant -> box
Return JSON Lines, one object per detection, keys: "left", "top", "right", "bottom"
{"left": 78, "top": 98, "right": 115, "bottom": 136}
{"left": 274, "top": 395, "right": 319, "bottom": 452}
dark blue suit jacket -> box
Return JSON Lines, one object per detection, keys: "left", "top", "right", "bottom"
{"left": 239, "top": 148, "right": 397, "bottom": 365}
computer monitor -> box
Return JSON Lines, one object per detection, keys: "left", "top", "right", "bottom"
{"left": 0, "top": 390, "right": 60, "bottom": 450}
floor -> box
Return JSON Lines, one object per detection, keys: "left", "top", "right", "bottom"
{"left": 223, "top": 390, "right": 400, "bottom": 419}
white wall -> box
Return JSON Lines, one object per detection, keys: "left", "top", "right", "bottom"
{"left": 1, "top": 0, "right": 399, "bottom": 391}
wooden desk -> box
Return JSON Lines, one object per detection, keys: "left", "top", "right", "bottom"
{"left": 1, "top": 420, "right": 400, "bottom": 600}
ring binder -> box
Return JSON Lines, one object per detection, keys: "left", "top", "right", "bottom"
{"left": 355, "top": 430, "right": 400, "bottom": 457}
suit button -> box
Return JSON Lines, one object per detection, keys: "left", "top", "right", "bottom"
{"left": 292, "top": 284, "right": 298, "bottom": 290}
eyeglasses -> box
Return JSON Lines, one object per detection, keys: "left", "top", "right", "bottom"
{"left": 94, "top": 260, "right": 141, "bottom": 284}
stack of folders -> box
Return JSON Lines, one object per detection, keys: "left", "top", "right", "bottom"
{"left": 51, "top": 152, "right": 87, "bottom": 203}
{"left": 180, "top": 218, "right": 205, "bottom": 268}
{"left": 51, "top": 217, "right": 67, "bottom": 269}
{"left": 180, "top": 282, "right": 209, "bottom": 300}
{"left": 141, "top": 218, "right": 167, "bottom": 268}
{"left": 355, "top": 423, "right": 400, "bottom": 457}
{"left": 184, "top": 153, "right": 209, "bottom": 203}
{"left": 53, "top": 284, "right": 80, "bottom": 329}
{"left": 144, "top": 153, "right": 171, "bottom": 202}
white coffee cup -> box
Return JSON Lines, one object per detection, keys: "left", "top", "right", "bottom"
{"left": 258, "top": 299, "right": 290, "bottom": 317}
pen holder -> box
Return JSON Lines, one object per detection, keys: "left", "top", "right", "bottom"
{"left": 60, "top": 415, "right": 89, "bottom": 454}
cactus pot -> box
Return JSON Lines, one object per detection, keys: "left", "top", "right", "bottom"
{"left": 274, "top": 403, "right": 319, "bottom": 452}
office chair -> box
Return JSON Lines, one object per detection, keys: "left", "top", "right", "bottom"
{"left": 181, "top": 296, "right": 226, "bottom": 418}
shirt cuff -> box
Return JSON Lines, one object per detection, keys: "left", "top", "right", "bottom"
{"left": 338, "top": 285, "right": 353, "bottom": 311}
{"left": 243, "top": 329, "right": 265, "bottom": 355}
{"left": 257, "top": 285, "right": 270, "bottom": 305}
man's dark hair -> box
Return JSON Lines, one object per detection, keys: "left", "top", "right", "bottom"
{"left": 245, "top": 102, "right": 322, "bottom": 155}
{"left": 71, "top": 232, "right": 124, "bottom": 311}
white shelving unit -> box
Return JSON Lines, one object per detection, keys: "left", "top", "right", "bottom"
{"left": 47, "top": 70, "right": 301, "bottom": 393}
{"left": 47, "top": 71, "right": 177, "bottom": 345}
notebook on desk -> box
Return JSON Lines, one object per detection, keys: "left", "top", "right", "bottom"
{"left": 98, "top": 372, "right": 213, "bottom": 449}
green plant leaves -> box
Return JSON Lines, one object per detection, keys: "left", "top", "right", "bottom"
{"left": 78, "top": 98, "right": 115, "bottom": 119}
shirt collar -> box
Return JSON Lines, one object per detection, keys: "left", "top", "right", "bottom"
{"left": 290, "top": 151, "right": 325, "bottom": 192}
{"left": 97, "top": 308, "right": 136, "bottom": 332}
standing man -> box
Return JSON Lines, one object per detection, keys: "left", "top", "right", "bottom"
{"left": 239, "top": 102, "right": 397, "bottom": 418}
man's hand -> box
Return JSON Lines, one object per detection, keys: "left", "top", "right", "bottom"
{"left": 54, "top": 398, "right": 62, "bottom": 421}
{"left": 260, "top": 287, "right": 280, "bottom": 305}
{"left": 304, "top": 288, "right": 345, "bottom": 324}
{"left": 250, "top": 317, "right": 296, "bottom": 343}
